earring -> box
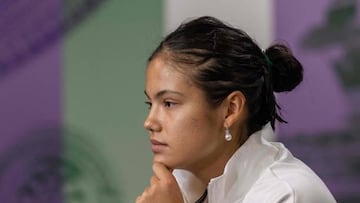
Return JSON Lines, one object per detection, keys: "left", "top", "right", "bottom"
{"left": 225, "top": 128, "right": 232, "bottom": 141}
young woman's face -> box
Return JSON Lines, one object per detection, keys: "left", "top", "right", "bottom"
{"left": 144, "top": 56, "right": 227, "bottom": 171}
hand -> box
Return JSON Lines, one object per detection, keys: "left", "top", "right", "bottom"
{"left": 136, "top": 162, "right": 183, "bottom": 203}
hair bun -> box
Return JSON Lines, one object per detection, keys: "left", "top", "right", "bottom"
{"left": 265, "top": 44, "right": 303, "bottom": 93}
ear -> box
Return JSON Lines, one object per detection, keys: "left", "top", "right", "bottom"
{"left": 223, "top": 91, "right": 247, "bottom": 127}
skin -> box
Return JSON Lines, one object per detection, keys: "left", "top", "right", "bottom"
{"left": 136, "top": 55, "right": 248, "bottom": 203}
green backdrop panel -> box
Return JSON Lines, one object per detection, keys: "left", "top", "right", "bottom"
{"left": 64, "top": 1, "right": 162, "bottom": 202}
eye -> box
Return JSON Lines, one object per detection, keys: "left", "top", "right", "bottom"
{"left": 163, "top": 101, "right": 176, "bottom": 108}
{"left": 144, "top": 101, "right": 152, "bottom": 109}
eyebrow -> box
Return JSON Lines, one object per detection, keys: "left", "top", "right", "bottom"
{"left": 144, "top": 90, "right": 185, "bottom": 99}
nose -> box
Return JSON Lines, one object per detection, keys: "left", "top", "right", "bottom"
{"left": 144, "top": 110, "right": 161, "bottom": 132}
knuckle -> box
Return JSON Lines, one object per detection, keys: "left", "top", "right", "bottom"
{"left": 144, "top": 187, "right": 151, "bottom": 194}
{"left": 136, "top": 195, "right": 143, "bottom": 203}
{"left": 162, "top": 179, "right": 173, "bottom": 187}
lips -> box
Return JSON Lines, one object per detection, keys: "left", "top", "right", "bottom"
{"left": 150, "top": 139, "right": 167, "bottom": 153}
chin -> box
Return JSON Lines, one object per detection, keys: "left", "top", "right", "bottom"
{"left": 153, "top": 156, "right": 178, "bottom": 169}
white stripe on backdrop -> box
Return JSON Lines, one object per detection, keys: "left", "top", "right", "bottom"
{"left": 164, "top": 0, "right": 274, "bottom": 49}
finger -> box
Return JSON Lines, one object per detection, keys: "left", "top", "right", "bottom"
{"left": 136, "top": 195, "right": 143, "bottom": 203}
{"left": 150, "top": 175, "right": 158, "bottom": 186}
{"left": 152, "top": 162, "right": 174, "bottom": 181}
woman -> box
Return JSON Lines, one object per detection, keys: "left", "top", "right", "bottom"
{"left": 137, "top": 16, "right": 336, "bottom": 203}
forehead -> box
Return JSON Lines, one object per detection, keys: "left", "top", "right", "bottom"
{"left": 145, "top": 57, "right": 197, "bottom": 96}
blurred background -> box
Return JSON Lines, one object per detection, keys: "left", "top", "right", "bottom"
{"left": 0, "top": 0, "right": 359, "bottom": 202}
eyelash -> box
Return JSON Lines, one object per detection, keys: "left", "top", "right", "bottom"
{"left": 144, "top": 100, "right": 177, "bottom": 109}
{"left": 145, "top": 101, "right": 152, "bottom": 109}
{"left": 163, "top": 101, "right": 176, "bottom": 108}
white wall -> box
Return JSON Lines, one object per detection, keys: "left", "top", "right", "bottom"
{"left": 164, "top": 0, "right": 273, "bottom": 49}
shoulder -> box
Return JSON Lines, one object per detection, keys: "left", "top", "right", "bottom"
{"left": 243, "top": 160, "right": 337, "bottom": 203}
{"left": 242, "top": 167, "right": 294, "bottom": 203}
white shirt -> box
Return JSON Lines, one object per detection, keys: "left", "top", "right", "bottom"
{"left": 173, "top": 127, "right": 337, "bottom": 203}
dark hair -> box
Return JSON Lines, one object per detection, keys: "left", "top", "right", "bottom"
{"left": 148, "top": 16, "right": 303, "bottom": 136}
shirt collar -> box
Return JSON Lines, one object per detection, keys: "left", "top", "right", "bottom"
{"left": 173, "top": 125, "right": 278, "bottom": 202}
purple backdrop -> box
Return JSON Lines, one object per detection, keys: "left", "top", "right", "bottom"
{"left": 276, "top": 1, "right": 360, "bottom": 202}
{"left": 0, "top": 0, "right": 62, "bottom": 201}
{"left": 275, "top": 0, "right": 349, "bottom": 137}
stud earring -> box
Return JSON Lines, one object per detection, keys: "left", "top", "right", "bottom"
{"left": 225, "top": 128, "right": 232, "bottom": 141}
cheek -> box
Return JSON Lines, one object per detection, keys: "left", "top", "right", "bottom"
{"left": 159, "top": 106, "right": 223, "bottom": 168}
{"left": 163, "top": 99, "right": 223, "bottom": 147}
{"left": 174, "top": 111, "right": 221, "bottom": 147}
{"left": 164, "top": 111, "right": 202, "bottom": 147}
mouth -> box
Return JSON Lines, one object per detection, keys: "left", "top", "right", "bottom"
{"left": 150, "top": 139, "right": 168, "bottom": 153}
